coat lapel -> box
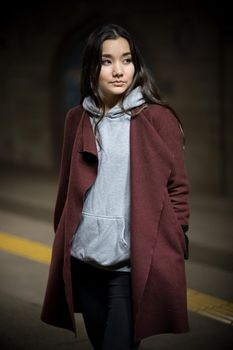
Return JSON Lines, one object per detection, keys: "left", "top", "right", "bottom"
{"left": 76, "top": 110, "right": 98, "bottom": 156}
{"left": 130, "top": 111, "right": 173, "bottom": 315}
{"left": 65, "top": 111, "right": 98, "bottom": 243}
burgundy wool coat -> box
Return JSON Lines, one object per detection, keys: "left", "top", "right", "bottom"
{"left": 41, "top": 103, "right": 190, "bottom": 343}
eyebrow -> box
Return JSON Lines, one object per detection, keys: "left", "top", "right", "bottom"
{"left": 101, "top": 52, "right": 132, "bottom": 57}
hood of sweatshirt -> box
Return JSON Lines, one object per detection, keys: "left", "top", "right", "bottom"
{"left": 82, "top": 86, "right": 145, "bottom": 119}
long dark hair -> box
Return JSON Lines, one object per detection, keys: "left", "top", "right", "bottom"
{"left": 80, "top": 23, "right": 186, "bottom": 148}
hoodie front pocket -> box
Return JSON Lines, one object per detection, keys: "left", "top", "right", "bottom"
{"left": 71, "top": 212, "right": 130, "bottom": 266}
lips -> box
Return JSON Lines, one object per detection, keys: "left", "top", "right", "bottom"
{"left": 110, "top": 81, "right": 126, "bottom": 86}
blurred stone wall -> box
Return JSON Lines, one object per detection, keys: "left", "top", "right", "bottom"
{"left": 0, "top": 1, "right": 232, "bottom": 196}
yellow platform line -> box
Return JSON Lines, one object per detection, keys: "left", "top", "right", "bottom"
{"left": 0, "top": 231, "right": 51, "bottom": 264}
{"left": 187, "top": 288, "right": 233, "bottom": 325}
{"left": 0, "top": 231, "right": 233, "bottom": 326}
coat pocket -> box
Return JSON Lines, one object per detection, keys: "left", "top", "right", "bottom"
{"left": 165, "top": 192, "right": 188, "bottom": 259}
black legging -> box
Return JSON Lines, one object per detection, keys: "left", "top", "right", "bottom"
{"left": 71, "top": 257, "right": 140, "bottom": 350}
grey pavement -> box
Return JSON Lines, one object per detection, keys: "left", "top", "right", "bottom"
{"left": 0, "top": 166, "right": 233, "bottom": 349}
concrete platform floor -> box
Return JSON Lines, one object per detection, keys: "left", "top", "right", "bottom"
{"left": 0, "top": 166, "right": 233, "bottom": 349}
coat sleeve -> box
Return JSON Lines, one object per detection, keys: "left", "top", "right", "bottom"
{"left": 156, "top": 107, "right": 190, "bottom": 258}
{"left": 53, "top": 108, "right": 79, "bottom": 233}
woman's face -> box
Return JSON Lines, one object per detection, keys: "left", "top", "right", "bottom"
{"left": 98, "top": 37, "right": 135, "bottom": 110}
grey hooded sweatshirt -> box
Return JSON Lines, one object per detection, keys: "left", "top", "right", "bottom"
{"left": 70, "top": 86, "right": 145, "bottom": 272}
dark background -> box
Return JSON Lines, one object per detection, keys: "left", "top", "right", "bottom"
{"left": 0, "top": 0, "right": 232, "bottom": 196}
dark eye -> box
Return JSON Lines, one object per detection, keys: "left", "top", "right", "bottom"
{"left": 101, "top": 58, "right": 111, "bottom": 65}
{"left": 123, "top": 57, "right": 133, "bottom": 64}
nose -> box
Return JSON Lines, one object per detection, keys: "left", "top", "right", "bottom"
{"left": 112, "top": 62, "right": 123, "bottom": 77}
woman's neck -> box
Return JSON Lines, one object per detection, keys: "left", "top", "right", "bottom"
{"left": 102, "top": 95, "right": 123, "bottom": 113}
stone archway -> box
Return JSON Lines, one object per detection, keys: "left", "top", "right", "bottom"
{"left": 50, "top": 24, "right": 87, "bottom": 169}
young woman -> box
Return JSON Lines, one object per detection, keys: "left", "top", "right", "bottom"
{"left": 41, "top": 23, "right": 190, "bottom": 350}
